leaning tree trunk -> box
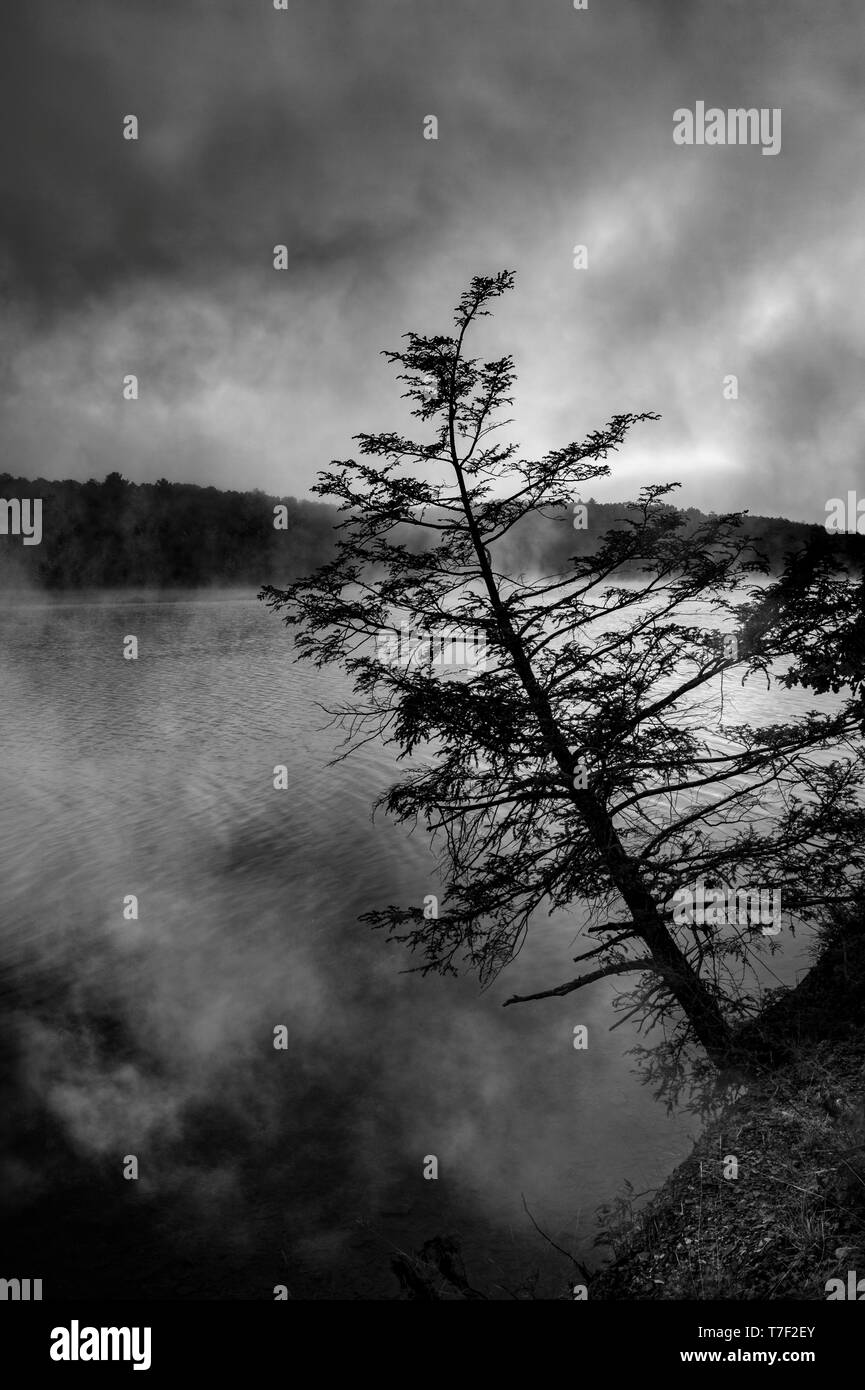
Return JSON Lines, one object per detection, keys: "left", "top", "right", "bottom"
{"left": 581, "top": 796, "right": 734, "bottom": 1065}
{"left": 449, "top": 401, "right": 736, "bottom": 1066}
{"left": 480, "top": 567, "right": 734, "bottom": 1063}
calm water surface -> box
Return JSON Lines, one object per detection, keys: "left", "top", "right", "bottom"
{"left": 0, "top": 592, "right": 831, "bottom": 1297}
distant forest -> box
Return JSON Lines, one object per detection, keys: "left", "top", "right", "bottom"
{"left": 0, "top": 471, "right": 862, "bottom": 589}
{"left": 0, "top": 472, "right": 336, "bottom": 589}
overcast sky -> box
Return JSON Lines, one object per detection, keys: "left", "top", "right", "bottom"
{"left": 2, "top": 0, "right": 864, "bottom": 521}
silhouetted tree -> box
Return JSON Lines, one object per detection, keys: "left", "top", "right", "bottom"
{"left": 261, "top": 272, "right": 865, "bottom": 1071}
{"left": 258, "top": 273, "right": 865, "bottom": 1073}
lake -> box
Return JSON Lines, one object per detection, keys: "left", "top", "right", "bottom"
{"left": 0, "top": 590, "right": 834, "bottom": 1298}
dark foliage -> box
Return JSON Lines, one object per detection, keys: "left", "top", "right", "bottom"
{"left": 0, "top": 471, "right": 337, "bottom": 588}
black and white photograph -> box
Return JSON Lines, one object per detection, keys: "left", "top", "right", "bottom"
{"left": 1, "top": 0, "right": 864, "bottom": 1360}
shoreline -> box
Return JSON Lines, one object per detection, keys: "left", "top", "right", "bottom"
{"left": 588, "top": 918, "right": 865, "bottom": 1300}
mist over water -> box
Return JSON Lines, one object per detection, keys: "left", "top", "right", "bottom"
{"left": 0, "top": 592, "right": 827, "bottom": 1298}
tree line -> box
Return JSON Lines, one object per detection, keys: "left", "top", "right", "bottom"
{"left": 0, "top": 469, "right": 861, "bottom": 590}
{"left": 0, "top": 472, "right": 336, "bottom": 589}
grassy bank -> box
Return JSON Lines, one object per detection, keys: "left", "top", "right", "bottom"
{"left": 590, "top": 918, "right": 865, "bottom": 1300}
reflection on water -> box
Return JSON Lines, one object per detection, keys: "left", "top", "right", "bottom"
{"left": 0, "top": 592, "right": 829, "bottom": 1297}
